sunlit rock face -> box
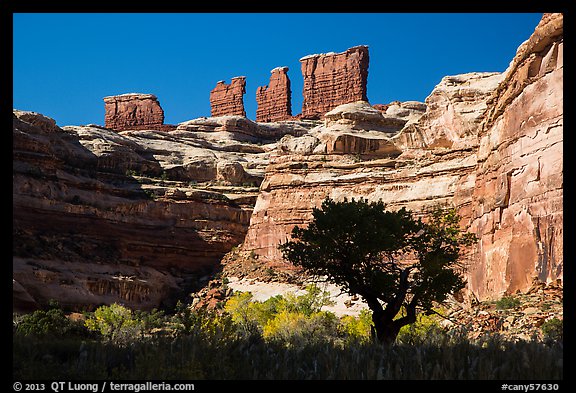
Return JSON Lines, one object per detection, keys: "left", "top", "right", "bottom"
{"left": 300, "top": 46, "right": 369, "bottom": 119}
{"left": 256, "top": 67, "right": 292, "bottom": 123}
{"left": 104, "top": 93, "right": 175, "bottom": 131}
{"left": 467, "top": 12, "right": 563, "bottom": 299}
{"left": 237, "top": 14, "right": 563, "bottom": 301}
{"left": 210, "top": 77, "right": 247, "bottom": 117}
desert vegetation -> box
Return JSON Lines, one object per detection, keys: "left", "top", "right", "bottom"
{"left": 13, "top": 201, "right": 563, "bottom": 380}
{"left": 280, "top": 198, "right": 477, "bottom": 344}
{"left": 13, "top": 288, "right": 562, "bottom": 380}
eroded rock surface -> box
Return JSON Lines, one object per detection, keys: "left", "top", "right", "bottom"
{"left": 237, "top": 14, "right": 563, "bottom": 301}
{"left": 468, "top": 13, "right": 563, "bottom": 298}
{"left": 104, "top": 93, "right": 174, "bottom": 131}
{"left": 256, "top": 67, "right": 292, "bottom": 122}
{"left": 12, "top": 110, "right": 309, "bottom": 311}
{"left": 210, "top": 77, "right": 247, "bottom": 117}
{"left": 300, "top": 46, "right": 369, "bottom": 119}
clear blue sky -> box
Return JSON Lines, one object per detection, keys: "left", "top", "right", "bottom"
{"left": 13, "top": 13, "right": 543, "bottom": 126}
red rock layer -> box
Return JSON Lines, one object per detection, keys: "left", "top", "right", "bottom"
{"left": 239, "top": 13, "right": 563, "bottom": 301}
{"left": 12, "top": 111, "right": 254, "bottom": 311}
{"left": 467, "top": 13, "right": 563, "bottom": 298}
{"left": 300, "top": 45, "right": 369, "bottom": 119}
{"left": 104, "top": 93, "right": 165, "bottom": 131}
{"left": 210, "top": 77, "right": 247, "bottom": 117}
{"left": 256, "top": 67, "right": 292, "bottom": 122}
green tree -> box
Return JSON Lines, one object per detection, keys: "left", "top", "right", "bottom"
{"left": 14, "top": 301, "right": 87, "bottom": 338}
{"left": 279, "top": 198, "right": 476, "bottom": 345}
{"left": 280, "top": 284, "right": 335, "bottom": 316}
{"left": 85, "top": 303, "right": 141, "bottom": 344}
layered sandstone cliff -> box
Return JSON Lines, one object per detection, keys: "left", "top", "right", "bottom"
{"left": 239, "top": 79, "right": 490, "bottom": 267}
{"left": 210, "top": 77, "right": 247, "bottom": 117}
{"left": 235, "top": 14, "right": 563, "bottom": 300}
{"left": 12, "top": 108, "right": 312, "bottom": 311}
{"left": 104, "top": 93, "right": 174, "bottom": 131}
{"left": 467, "top": 13, "right": 563, "bottom": 298}
{"left": 300, "top": 46, "right": 369, "bottom": 119}
{"left": 256, "top": 67, "right": 292, "bottom": 123}
{"left": 13, "top": 14, "right": 562, "bottom": 312}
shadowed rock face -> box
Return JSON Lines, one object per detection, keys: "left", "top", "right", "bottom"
{"left": 12, "top": 109, "right": 313, "bottom": 312}
{"left": 256, "top": 67, "right": 292, "bottom": 123}
{"left": 210, "top": 77, "right": 247, "bottom": 117}
{"left": 104, "top": 93, "right": 174, "bottom": 131}
{"left": 300, "top": 46, "right": 369, "bottom": 119}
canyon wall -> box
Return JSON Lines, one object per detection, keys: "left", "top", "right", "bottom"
{"left": 13, "top": 14, "right": 562, "bottom": 311}
{"left": 104, "top": 93, "right": 174, "bottom": 131}
{"left": 12, "top": 107, "right": 311, "bottom": 311}
{"left": 300, "top": 45, "right": 369, "bottom": 119}
{"left": 240, "top": 71, "right": 496, "bottom": 269}
{"left": 210, "top": 77, "right": 247, "bottom": 117}
{"left": 256, "top": 67, "right": 292, "bottom": 122}
{"left": 467, "top": 13, "right": 563, "bottom": 298}
{"left": 239, "top": 13, "right": 563, "bottom": 299}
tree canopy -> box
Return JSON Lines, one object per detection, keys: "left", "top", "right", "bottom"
{"left": 279, "top": 197, "right": 476, "bottom": 344}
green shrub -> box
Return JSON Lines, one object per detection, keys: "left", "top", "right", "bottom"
{"left": 397, "top": 311, "right": 445, "bottom": 345}
{"left": 170, "top": 302, "right": 238, "bottom": 343}
{"left": 133, "top": 308, "right": 166, "bottom": 336}
{"left": 339, "top": 309, "right": 373, "bottom": 342}
{"left": 13, "top": 302, "right": 88, "bottom": 338}
{"left": 223, "top": 292, "right": 264, "bottom": 336}
{"left": 85, "top": 303, "right": 143, "bottom": 344}
{"left": 496, "top": 296, "right": 521, "bottom": 310}
{"left": 224, "top": 284, "right": 366, "bottom": 346}
{"left": 541, "top": 318, "right": 563, "bottom": 342}
{"left": 281, "top": 284, "right": 335, "bottom": 316}
{"left": 261, "top": 309, "right": 340, "bottom": 347}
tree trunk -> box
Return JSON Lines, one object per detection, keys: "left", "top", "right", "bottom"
{"left": 372, "top": 315, "right": 402, "bottom": 345}
{"left": 363, "top": 285, "right": 419, "bottom": 345}
{"left": 372, "top": 300, "right": 418, "bottom": 345}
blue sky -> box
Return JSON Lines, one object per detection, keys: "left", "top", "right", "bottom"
{"left": 13, "top": 13, "right": 543, "bottom": 126}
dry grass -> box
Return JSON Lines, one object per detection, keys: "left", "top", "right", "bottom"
{"left": 13, "top": 329, "right": 562, "bottom": 380}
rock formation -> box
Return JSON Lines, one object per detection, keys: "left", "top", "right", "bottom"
{"left": 395, "top": 73, "right": 504, "bottom": 150}
{"left": 13, "top": 14, "right": 562, "bottom": 312}
{"left": 240, "top": 90, "right": 480, "bottom": 266}
{"left": 300, "top": 45, "right": 369, "bottom": 119}
{"left": 12, "top": 108, "right": 314, "bottom": 311}
{"left": 210, "top": 77, "right": 247, "bottom": 117}
{"left": 176, "top": 115, "right": 314, "bottom": 143}
{"left": 467, "top": 13, "right": 563, "bottom": 298}
{"left": 256, "top": 67, "right": 292, "bottom": 123}
{"left": 237, "top": 13, "right": 563, "bottom": 300}
{"left": 104, "top": 93, "right": 174, "bottom": 131}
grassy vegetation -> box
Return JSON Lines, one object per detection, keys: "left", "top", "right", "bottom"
{"left": 13, "top": 288, "right": 563, "bottom": 380}
{"left": 495, "top": 295, "right": 522, "bottom": 310}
